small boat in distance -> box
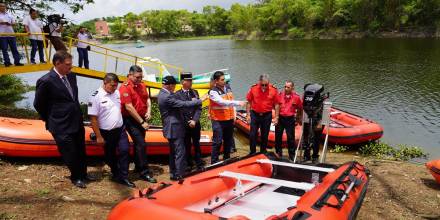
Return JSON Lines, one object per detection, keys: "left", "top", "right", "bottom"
{"left": 135, "top": 40, "right": 144, "bottom": 48}
{"left": 108, "top": 153, "right": 369, "bottom": 220}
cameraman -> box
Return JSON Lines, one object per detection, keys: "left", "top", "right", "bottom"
{"left": 48, "top": 15, "right": 67, "bottom": 51}
{"left": 76, "top": 26, "right": 89, "bottom": 69}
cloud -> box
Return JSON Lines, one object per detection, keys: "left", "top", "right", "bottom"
{"left": 56, "top": 0, "right": 256, "bottom": 23}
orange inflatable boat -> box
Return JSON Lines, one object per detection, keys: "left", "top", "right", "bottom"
{"left": 0, "top": 117, "right": 213, "bottom": 157}
{"left": 234, "top": 107, "right": 383, "bottom": 147}
{"left": 426, "top": 159, "right": 440, "bottom": 184}
{"left": 108, "top": 153, "right": 369, "bottom": 220}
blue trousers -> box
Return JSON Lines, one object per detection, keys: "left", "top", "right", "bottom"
{"left": 100, "top": 127, "right": 123, "bottom": 179}
{"left": 30, "top": 39, "right": 45, "bottom": 63}
{"left": 168, "top": 137, "right": 186, "bottom": 177}
{"left": 123, "top": 117, "right": 149, "bottom": 175}
{"left": 117, "top": 127, "right": 130, "bottom": 180}
{"left": 77, "top": 47, "right": 89, "bottom": 69}
{"left": 0, "top": 37, "right": 20, "bottom": 65}
{"left": 211, "top": 119, "right": 234, "bottom": 164}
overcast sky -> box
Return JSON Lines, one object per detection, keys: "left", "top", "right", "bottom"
{"left": 53, "top": 0, "right": 256, "bottom": 23}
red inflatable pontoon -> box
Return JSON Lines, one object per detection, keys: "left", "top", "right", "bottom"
{"left": 0, "top": 117, "right": 213, "bottom": 157}
{"left": 234, "top": 107, "right": 383, "bottom": 147}
{"left": 426, "top": 159, "right": 440, "bottom": 184}
{"left": 108, "top": 154, "right": 369, "bottom": 220}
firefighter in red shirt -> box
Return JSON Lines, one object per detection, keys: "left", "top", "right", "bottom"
{"left": 275, "top": 80, "right": 303, "bottom": 160}
{"left": 119, "top": 65, "right": 157, "bottom": 183}
{"left": 246, "top": 74, "right": 279, "bottom": 154}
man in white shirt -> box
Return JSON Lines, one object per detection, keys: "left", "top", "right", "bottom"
{"left": 23, "top": 9, "right": 45, "bottom": 64}
{"left": 77, "top": 26, "right": 89, "bottom": 69}
{"left": 88, "top": 73, "right": 135, "bottom": 188}
{"left": 0, "top": 3, "right": 22, "bottom": 67}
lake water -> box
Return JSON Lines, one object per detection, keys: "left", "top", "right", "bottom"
{"left": 16, "top": 39, "right": 440, "bottom": 159}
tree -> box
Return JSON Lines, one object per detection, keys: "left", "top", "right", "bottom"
{"left": 4, "top": 0, "right": 94, "bottom": 14}
{"left": 0, "top": 75, "right": 27, "bottom": 107}
{"left": 110, "top": 18, "right": 128, "bottom": 39}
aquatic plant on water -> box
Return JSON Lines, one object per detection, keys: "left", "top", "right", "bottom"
{"left": 359, "top": 142, "right": 428, "bottom": 161}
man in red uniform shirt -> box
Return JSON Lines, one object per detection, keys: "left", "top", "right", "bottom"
{"left": 119, "top": 65, "right": 156, "bottom": 183}
{"left": 246, "top": 74, "right": 279, "bottom": 154}
{"left": 275, "top": 80, "right": 303, "bottom": 160}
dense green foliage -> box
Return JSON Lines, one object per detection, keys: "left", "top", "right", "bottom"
{"left": 84, "top": 0, "right": 440, "bottom": 40}
{"left": 0, "top": 75, "right": 28, "bottom": 106}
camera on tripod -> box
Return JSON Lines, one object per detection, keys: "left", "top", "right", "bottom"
{"left": 47, "top": 14, "right": 67, "bottom": 25}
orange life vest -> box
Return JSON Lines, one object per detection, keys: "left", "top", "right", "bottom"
{"left": 209, "top": 85, "right": 235, "bottom": 121}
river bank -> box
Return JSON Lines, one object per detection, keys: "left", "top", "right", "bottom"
{"left": 98, "top": 28, "right": 440, "bottom": 44}
{"left": 0, "top": 133, "right": 438, "bottom": 220}
{"left": 100, "top": 35, "right": 231, "bottom": 44}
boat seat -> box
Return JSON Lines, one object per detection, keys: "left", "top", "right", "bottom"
{"left": 219, "top": 171, "right": 315, "bottom": 191}
{"left": 256, "top": 159, "right": 335, "bottom": 173}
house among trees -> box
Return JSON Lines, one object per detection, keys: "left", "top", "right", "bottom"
{"left": 95, "top": 20, "right": 110, "bottom": 37}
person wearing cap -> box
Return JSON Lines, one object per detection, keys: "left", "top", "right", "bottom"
{"left": 246, "top": 74, "right": 279, "bottom": 154}
{"left": 275, "top": 80, "right": 302, "bottom": 160}
{"left": 174, "top": 72, "right": 204, "bottom": 171}
{"left": 158, "top": 75, "right": 206, "bottom": 180}
{"left": 87, "top": 73, "right": 135, "bottom": 188}
{"left": 119, "top": 65, "right": 157, "bottom": 183}
{"left": 209, "top": 71, "right": 246, "bottom": 164}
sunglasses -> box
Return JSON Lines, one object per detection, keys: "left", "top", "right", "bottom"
{"left": 261, "top": 84, "right": 268, "bottom": 87}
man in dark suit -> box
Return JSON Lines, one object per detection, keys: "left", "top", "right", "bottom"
{"left": 174, "top": 73, "right": 204, "bottom": 171}
{"left": 34, "top": 51, "right": 89, "bottom": 188}
{"left": 157, "top": 76, "right": 206, "bottom": 180}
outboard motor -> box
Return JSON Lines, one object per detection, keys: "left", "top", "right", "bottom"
{"left": 301, "top": 83, "right": 328, "bottom": 162}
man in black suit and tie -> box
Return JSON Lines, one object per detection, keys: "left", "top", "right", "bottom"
{"left": 174, "top": 73, "right": 204, "bottom": 171}
{"left": 34, "top": 51, "right": 89, "bottom": 188}
{"left": 157, "top": 76, "right": 206, "bottom": 180}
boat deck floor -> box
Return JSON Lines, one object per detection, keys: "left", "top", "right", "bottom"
{"left": 186, "top": 184, "right": 302, "bottom": 220}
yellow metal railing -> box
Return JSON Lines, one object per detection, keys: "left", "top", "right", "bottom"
{"left": 65, "top": 36, "right": 184, "bottom": 81}
{"left": 0, "top": 32, "right": 50, "bottom": 65}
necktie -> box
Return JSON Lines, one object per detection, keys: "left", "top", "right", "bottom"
{"left": 186, "top": 90, "right": 191, "bottom": 100}
{"left": 61, "top": 76, "right": 74, "bottom": 100}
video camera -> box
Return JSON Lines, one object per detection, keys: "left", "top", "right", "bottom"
{"left": 303, "top": 83, "right": 329, "bottom": 120}
{"left": 47, "top": 14, "right": 67, "bottom": 25}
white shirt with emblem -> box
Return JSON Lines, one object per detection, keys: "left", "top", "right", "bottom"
{"left": 88, "top": 87, "right": 123, "bottom": 130}
{"left": 0, "top": 12, "right": 15, "bottom": 36}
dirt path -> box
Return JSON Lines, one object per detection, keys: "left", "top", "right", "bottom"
{"left": 1, "top": 140, "right": 439, "bottom": 220}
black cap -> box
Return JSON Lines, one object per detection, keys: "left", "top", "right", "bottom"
{"left": 162, "top": 75, "right": 177, "bottom": 85}
{"left": 180, "top": 72, "right": 193, "bottom": 81}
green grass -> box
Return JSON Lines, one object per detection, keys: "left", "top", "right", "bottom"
{"left": 0, "top": 213, "right": 17, "bottom": 220}
{"left": 35, "top": 188, "right": 51, "bottom": 197}
{"left": 0, "top": 105, "right": 40, "bottom": 119}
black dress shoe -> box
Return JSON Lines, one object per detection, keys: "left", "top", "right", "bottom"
{"left": 4, "top": 63, "right": 12, "bottom": 67}
{"left": 140, "top": 174, "right": 157, "bottom": 183}
{"left": 71, "top": 179, "right": 87, "bottom": 188}
{"left": 112, "top": 178, "right": 136, "bottom": 188}
{"left": 15, "top": 63, "right": 24, "bottom": 66}
{"left": 170, "top": 175, "right": 183, "bottom": 181}
{"left": 83, "top": 175, "right": 96, "bottom": 183}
